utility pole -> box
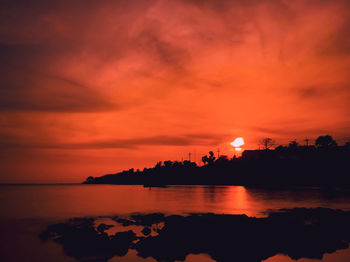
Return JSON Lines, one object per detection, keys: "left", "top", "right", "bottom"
{"left": 217, "top": 148, "right": 220, "bottom": 158}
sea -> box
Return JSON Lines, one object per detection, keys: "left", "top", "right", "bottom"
{"left": 1, "top": 184, "right": 350, "bottom": 262}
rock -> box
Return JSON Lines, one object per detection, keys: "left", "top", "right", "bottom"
{"left": 141, "top": 227, "right": 151, "bottom": 236}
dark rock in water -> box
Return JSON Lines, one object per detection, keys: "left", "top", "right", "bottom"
{"left": 113, "top": 230, "right": 137, "bottom": 242}
{"left": 40, "top": 208, "right": 350, "bottom": 262}
{"left": 96, "top": 223, "right": 114, "bottom": 234}
{"left": 141, "top": 227, "right": 151, "bottom": 236}
{"left": 113, "top": 217, "right": 135, "bottom": 226}
{"left": 40, "top": 219, "right": 136, "bottom": 261}
{"left": 130, "top": 213, "right": 165, "bottom": 226}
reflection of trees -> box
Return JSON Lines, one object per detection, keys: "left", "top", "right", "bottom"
{"left": 203, "top": 185, "right": 219, "bottom": 202}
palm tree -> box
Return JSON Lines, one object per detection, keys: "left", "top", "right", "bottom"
{"left": 202, "top": 151, "right": 216, "bottom": 165}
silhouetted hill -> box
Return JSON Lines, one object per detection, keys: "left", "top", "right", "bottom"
{"left": 83, "top": 135, "right": 350, "bottom": 186}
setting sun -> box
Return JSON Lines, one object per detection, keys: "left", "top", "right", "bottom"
{"left": 231, "top": 137, "right": 245, "bottom": 148}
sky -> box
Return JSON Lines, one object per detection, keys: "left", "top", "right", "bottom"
{"left": 1, "top": 0, "right": 350, "bottom": 183}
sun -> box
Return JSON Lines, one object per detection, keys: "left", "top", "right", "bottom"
{"left": 230, "top": 137, "right": 244, "bottom": 148}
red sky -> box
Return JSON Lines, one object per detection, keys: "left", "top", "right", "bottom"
{"left": 1, "top": 0, "right": 350, "bottom": 182}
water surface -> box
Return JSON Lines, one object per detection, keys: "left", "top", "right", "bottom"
{"left": 1, "top": 184, "right": 350, "bottom": 261}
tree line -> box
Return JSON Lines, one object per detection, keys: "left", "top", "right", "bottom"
{"left": 84, "top": 135, "right": 350, "bottom": 186}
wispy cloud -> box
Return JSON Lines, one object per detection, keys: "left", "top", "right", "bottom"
{"left": 1, "top": 0, "right": 350, "bottom": 181}
{"left": 0, "top": 132, "right": 229, "bottom": 149}
{"left": 0, "top": 70, "right": 118, "bottom": 112}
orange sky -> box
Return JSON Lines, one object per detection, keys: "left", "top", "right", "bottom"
{"left": 1, "top": 0, "right": 350, "bottom": 182}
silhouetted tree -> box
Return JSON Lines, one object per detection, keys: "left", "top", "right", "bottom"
{"left": 164, "top": 161, "right": 173, "bottom": 168}
{"left": 275, "top": 145, "right": 286, "bottom": 151}
{"left": 259, "top": 138, "right": 275, "bottom": 150}
{"left": 154, "top": 161, "right": 162, "bottom": 169}
{"left": 183, "top": 160, "right": 196, "bottom": 168}
{"left": 315, "top": 135, "right": 337, "bottom": 149}
{"left": 345, "top": 142, "right": 350, "bottom": 149}
{"left": 215, "top": 155, "right": 229, "bottom": 164}
{"left": 172, "top": 161, "right": 182, "bottom": 168}
{"left": 202, "top": 151, "right": 216, "bottom": 165}
{"left": 288, "top": 140, "right": 299, "bottom": 150}
{"left": 86, "top": 176, "right": 94, "bottom": 183}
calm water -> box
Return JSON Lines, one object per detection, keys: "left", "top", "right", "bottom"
{"left": 1, "top": 184, "right": 350, "bottom": 261}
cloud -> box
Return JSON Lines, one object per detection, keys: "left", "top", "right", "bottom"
{"left": 0, "top": 69, "right": 118, "bottom": 112}
{"left": 0, "top": 132, "right": 229, "bottom": 149}
{"left": 2, "top": 0, "right": 350, "bottom": 181}
{"left": 297, "top": 86, "right": 324, "bottom": 99}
